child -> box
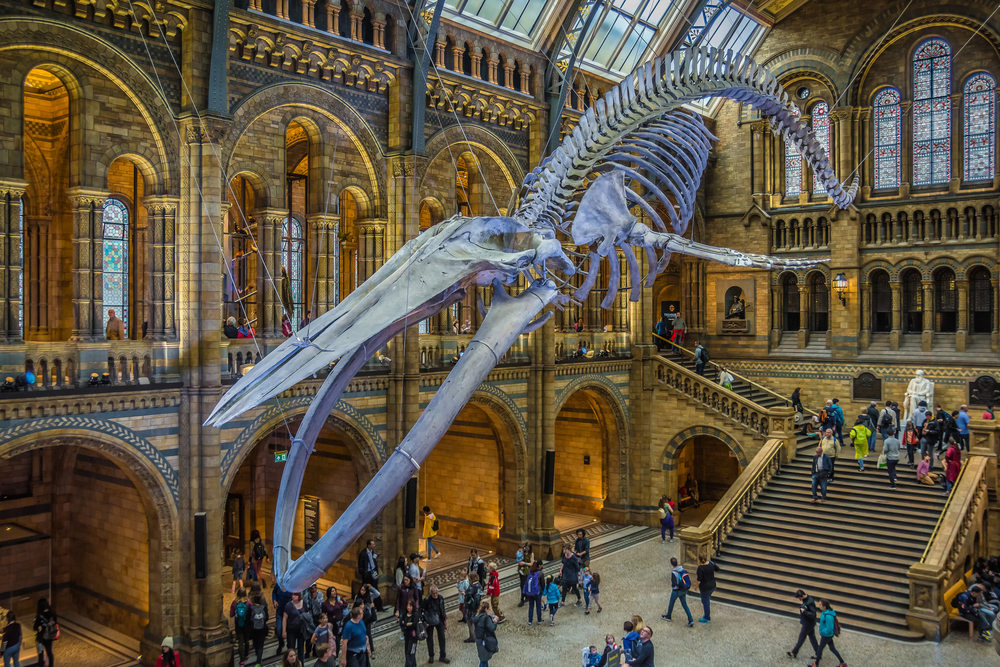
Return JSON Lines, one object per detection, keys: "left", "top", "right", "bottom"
{"left": 582, "top": 645, "right": 601, "bottom": 667}
{"left": 582, "top": 568, "right": 592, "bottom": 613}
{"left": 544, "top": 575, "right": 561, "bottom": 626}
{"left": 622, "top": 620, "right": 641, "bottom": 660}
{"left": 456, "top": 571, "right": 470, "bottom": 623}
{"left": 487, "top": 563, "right": 504, "bottom": 622}
{"left": 231, "top": 548, "right": 246, "bottom": 593}
{"left": 587, "top": 573, "right": 602, "bottom": 614}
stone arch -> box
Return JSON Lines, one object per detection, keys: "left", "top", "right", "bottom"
{"left": 956, "top": 255, "right": 997, "bottom": 279}
{"left": 98, "top": 146, "right": 162, "bottom": 196}
{"left": 861, "top": 259, "right": 896, "bottom": 283}
{"left": 220, "top": 395, "right": 385, "bottom": 491}
{"left": 0, "top": 422, "right": 179, "bottom": 642}
{"left": 336, "top": 180, "right": 376, "bottom": 219}
{"left": 924, "top": 256, "right": 959, "bottom": 280}
{"left": 418, "top": 196, "right": 446, "bottom": 230}
{"left": 422, "top": 124, "right": 524, "bottom": 190}
{"left": 226, "top": 165, "right": 275, "bottom": 210}
{"left": 0, "top": 20, "right": 177, "bottom": 192}
{"left": 660, "top": 425, "right": 749, "bottom": 470}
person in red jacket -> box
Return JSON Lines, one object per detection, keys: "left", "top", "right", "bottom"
{"left": 942, "top": 440, "right": 962, "bottom": 496}
{"left": 486, "top": 563, "right": 505, "bottom": 623}
{"left": 155, "top": 637, "right": 181, "bottom": 667}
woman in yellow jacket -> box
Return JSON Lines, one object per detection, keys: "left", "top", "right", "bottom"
{"left": 849, "top": 417, "right": 872, "bottom": 471}
{"left": 422, "top": 506, "right": 441, "bottom": 559}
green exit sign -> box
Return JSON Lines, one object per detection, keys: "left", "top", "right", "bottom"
{"left": 274, "top": 450, "right": 288, "bottom": 463}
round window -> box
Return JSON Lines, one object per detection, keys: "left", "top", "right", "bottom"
{"left": 796, "top": 86, "right": 810, "bottom": 100}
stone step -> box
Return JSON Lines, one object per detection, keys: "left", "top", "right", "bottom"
{"left": 713, "top": 567, "right": 910, "bottom": 611}
{"left": 723, "top": 529, "right": 924, "bottom": 566}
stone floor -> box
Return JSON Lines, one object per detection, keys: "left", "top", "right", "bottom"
{"left": 11, "top": 631, "right": 135, "bottom": 667}
{"left": 370, "top": 536, "right": 995, "bottom": 667}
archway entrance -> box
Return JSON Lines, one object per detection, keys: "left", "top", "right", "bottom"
{"left": 0, "top": 445, "right": 162, "bottom": 664}
{"left": 674, "top": 435, "right": 742, "bottom": 526}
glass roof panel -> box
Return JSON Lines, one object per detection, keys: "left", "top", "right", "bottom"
{"left": 500, "top": 0, "right": 548, "bottom": 34}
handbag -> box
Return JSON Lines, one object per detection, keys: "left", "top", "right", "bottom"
{"left": 877, "top": 453, "right": 887, "bottom": 469}
{"left": 484, "top": 634, "right": 499, "bottom": 653}
{"left": 416, "top": 621, "right": 427, "bottom": 641}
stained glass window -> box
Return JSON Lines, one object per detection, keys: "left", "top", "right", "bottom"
{"left": 964, "top": 73, "right": 996, "bottom": 182}
{"left": 785, "top": 133, "right": 802, "bottom": 198}
{"left": 281, "top": 217, "right": 305, "bottom": 325}
{"left": 811, "top": 102, "right": 830, "bottom": 195}
{"left": 873, "top": 87, "right": 902, "bottom": 189}
{"left": 102, "top": 198, "right": 128, "bottom": 334}
{"left": 912, "top": 38, "right": 952, "bottom": 186}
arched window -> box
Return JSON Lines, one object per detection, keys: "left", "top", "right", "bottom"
{"left": 970, "top": 266, "right": 993, "bottom": 333}
{"left": 902, "top": 269, "right": 922, "bottom": 333}
{"left": 912, "top": 38, "right": 952, "bottom": 186}
{"left": 102, "top": 198, "right": 129, "bottom": 334}
{"left": 934, "top": 268, "right": 957, "bottom": 332}
{"left": 361, "top": 8, "right": 374, "bottom": 45}
{"left": 811, "top": 102, "right": 830, "bottom": 195}
{"left": 873, "top": 87, "right": 902, "bottom": 189}
{"left": 384, "top": 15, "right": 396, "bottom": 53}
{"left": 870, "top": 270, "right": 892, "bottom": 333}
{"left": 338, "top": 0, "right": 351, "bottom": 39}
{"left": 782, "top": 274, "right": 800, "bottom": 331}
{"left": 281, "top": 216, "right": 305, "bottom": 324}
{"left": 964, "top": 73, "right": 996, "bottom": 182}
{"left": 810, "top": 274, "right": 828, "bottom": 332}
{"left": 784, "top": 119, "right": 802, "bottom": 198}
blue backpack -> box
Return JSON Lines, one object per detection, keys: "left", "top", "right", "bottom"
{"left": 524, "top": 571, "right": 540, "bottom": 596}
{"left": 674, "top": 569, "right": 691, "bottom": 591}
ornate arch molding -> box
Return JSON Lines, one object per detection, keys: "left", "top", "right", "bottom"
{"left": 422, "top": 124, "right": 524, "bottom": 190}
{"left": 846, "top": 13, "right": 1000, "bottom": 104}
{"left": 223, "top": 83, "right": 385, "bottom": 215}
{"left": 956, "top": 255, "right": 998, "bottom": 279}
{"left": 555, "top": 377, "right": 630, "bottom": 505}
{"left": 925, "top": 256, "right": 962, "bottom": 280}
{"left": 0, "top": 416, "right": 179, "bottom": 503}
{"left": 773, "top": 268, "right": 807, "bottom": 285}
{"left": 661, "top": 425, "right": 748, "bottom": 469}
{"left": 226, "top": 161, "right": 277, "bottom": 210}
{"left": 0, "top": 18, "right": 177, "bottom": 193}
{"left": 764, "top": 50, "right": 844, "bottom": 99}
{"left": 861, "top": 259, "right": 896, "bottom": 282}
{"left": 220, "top": 395, "right": 385, "bottom": 490}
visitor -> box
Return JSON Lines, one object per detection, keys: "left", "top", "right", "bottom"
{"left": 830, "top": 399, "right": 845, "bottom": 445}
{"left": 878, "top": 399, "right": 898, "bottom": 441}
{"left": 693, "top": 341, "right": 708, "bottom": 376}
{"left": 811, "top": 446, "right": 833, "bottom": 502}
{"left": 916, "top": 454, "right": 942, "bottom": 486}
{"left": 883, "top": 429, "right": 901, "bottom": 490}
{"left": 463, "top": 573, "right": 483, "bottom": 641}
{"left": 957, "top": 584, "right": 997, "bottom": 641}
{"left": 281, "top": 313, "right": 292, "bottom": 337}
{"left": 280, "top": 648, "right": 298, "bottom": 667}
{"left": 791, "top": 387, "right": 802, "bottom": 413}
{"left": 942, "top": 440, "right": 962, "bottom": 496}
{"left": 718, "top": 366, "right": 734, "bottom": 391}
{"left": 654, "top": 316, "right": 669, "bottom": 348}
{"left": 231, "top": 548, "right": 246, "bottom": 593}
{"left": 486, "top": 563, "right": 504, "bottom": 622}
{"left": 409, "top": 553, "right": 426, "bottom": 595}
{"left": 456, "top": 571, "right": 470, "bottom": 624}
{"left": 395, "top": 575, "right": 420, "bottom": 618}
{"left": 625, "top": 626, "right": 654, "bottom": 666}
{"left": 305, "top": 583, "right": 325, "bottom": 630}
{"left": 544, "top": 575, "right": 561, "bottom": 626}
{"left": 819, "top": 429, "right": 838, "bottom": 482}
{"left": 468, "top": 549, "right": 487, "bottom": 585}
{"left": 820, "top": 400, "right": 837, "bottom": 439}
{"left": 272, "top": 580, "right": 292, "bottom": 654}
{"left": 586, "top": 572, "right": 602, "bottom": 614}
{"left": 155, "top": 638, "right": 180, "bottom": 667}
{"left": 3, "top": 611, "right": 21, "bottom": 667}
{"left": 559, "top": 545, "right": 583, "bottom": 606}
{"left": 957, "top": 404, "right": 971, "bottom": 452}
{"left": 298, "top": 588, "right": 319, "bottom": 659}
{"left": 946, "top": 410, "right": 962, "bottom": 449}
{"left": 230, "top": 587, "right": 251, "bottom": 665}
{"left": 662, "top": 557, "right": 694, "bottom": 626}
{"left": 356, "top": 540, "right": 382, "bottom": 610}
{"left": 452, "top": 318, "right": 460, "bottom": 334}
{"left": 422, "top": 585, "right": 449, "bottom": 664}
{"left": 985, "top": 404, "right": 995, "bottom": 420}
{"left": 300, "top": 310, "right": 311, "bottom": 329}
{"left": 849, "top": 416, "right": 871, "bottom": 471}
{"left": 106, "top": 308, "right": 125, "bottom": 340}
{"left": 901, "top": 421, "right": 919, "bottom": 468}
{"left": 321, "top": 586, "right": 347, "bottom": 658}
{"left": 523, "top": 561, "right": 543, "bottom": 625}
{"left": 340, "top": 605, "right": 370, "bottom": 667}
{"left": 422, "top": 506, "right": 441, "bottom": 559}
{"left": 473, "top": 601, "right": 499, "bottom": 666}
{"left": 224, "top": 316, "right": 239, "bottom": 338}
{"left": 695, "top": 554, "right": 719, "bottom": 623}
{"left": 311, "top": 613, "right": 334, "bottom": 658}
{"left": 32, "top": 599, "right": 56, "bottom": 667}
{"left": 354, "top": 585, "right": 378, "bottom": 658}
{"left": 920, "top": 416, "right": 941, "bottom": 464}
{"left": 865, "top": 400, "right": 880, "bottom": 450}
{"left": 622, "top": 621, "right": 641, "bottom": 661}
{"left": 249, "top": 529, "right": 268, "bottom": 586}
{"left": 811, "top": 598, "right": 846, "bottom": 667}
{"left": 281, "top": 591, "right": 308, "bottom": 662}
{"left": 237, "top": 318, "right": 255, "bottom": 338}
{"left": 688, "top": 478, "right": 701, "bottom": 507}
{"left": 249, "top": 593, "right": 269, "bottom": 667}
{"left": 596, "top": 635, "right": 618, "bottom": 667}
{"left": 657, "top": 496, "right": 675, "bottom": 543}
{"left": 575, "top": 528, "right": 591, "bottom": 568}
{"left": 912, "top": 400, "right": 930, "bottom": 433}
{"left": 787, "top": 590, "right": 819, "bottom": 659}
{"left": 313, "top": 644, "right": 335, "bottom": 667}
{"left": 671, "top": 312, "right": 686, "bottom": 344}
{"left": 398, "top": 598, "right": 419, "bottom": 667}
{"left": 516, "top": 544, "right": 531, "bottom": 607}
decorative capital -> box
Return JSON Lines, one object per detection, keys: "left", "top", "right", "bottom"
{"left": 65, "top": 187, "right": 110, "bottom": 209}
{"left": 0, "top": 178, "right": 28, "bottom": 199}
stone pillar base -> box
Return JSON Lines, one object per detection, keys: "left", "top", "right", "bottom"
{"left": 890, "top": 330, "right": 901, "bottom": 350}
{"left": 531, "top": 527, "right": 563, "bottom": 561}
{"left": 921, "top": 330, "right": 933, "bottom": 352}
{"left": 770, "top": 328, "right": 781, "bottom": 349}
{"left": 797, "top": 329, "right": 808, "bottom": 349}
{"left": 859, "top": 329, "right": 870, "bottom": 350}
{"left": 957, "top": 330, "right": 967, "bottom": 352}
{"left": 677, "top": 525, "right": 712, "bottom": 571}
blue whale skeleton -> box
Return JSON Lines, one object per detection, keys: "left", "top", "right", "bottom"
{"left": 207, "top": 46, "right": 858, "bottom": 592}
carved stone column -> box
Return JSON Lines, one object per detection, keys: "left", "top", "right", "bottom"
{"left": 0, "top": 181, "right": 27, "bottom": 342}
{"left": 922, "top": 280, "right": 934, "bottom": 352}
{"left": 890, "top": 281, "right": 902, "bottom": 350}
{"left": 503, "top": 64, "right": 514, "bottom": 89}
{"left": 328, "top": 5, "right": 338, "bottom": 34}
{"left": 859, "top": 282, "right": 871, "bottom": 350}
{"left": 302, "top": 0, "right": 316, "bottom": 27}
{"left": 797, "top": 284, "right": 809, "bottom": 349}
{"left": 257, "top": 208, "right": 285, "bottom": 339}
{"left": 488, "top": 59, "right": 498, "bottom": 85}
{"left": 67, "top": 188, "right": 109, "bottom": 342}
{"left": 950, "top": 93, "right": 962, "bottom": 193}
{"left": 434, "top": 40, "right": 446, "bottom": 69}
{"left": 993, "top": 278, "right": 999, "bottom": 352}
{"left": 451, "top": 45, "right": 463, "bottom": 72}
{"left": 520, "top": 69, "right": 530, "bottom": 93}
{"left": 276, "top": 0, "right": 289, "bottom": 20}
{"left": 373, "top": 20, "right": 385, "bottom": 49}
{"left": 857, "top": 108, "right": 870, "bottom": 200}
{"left": 900, "top": 101, "right": 912, "bottom": 199}
{"left": 470, "top": 52, "right": 482, "bottom": 79}
{"left": 956, "top": 278, "right": 968, "bottom": 352}
{"left": 350, "top": 12, "right": 362, "bottom": 41}
{"left": 770, "top": 283, "right": 782, "bottom": 348}
{"left": 145, "top": 197, "right": 179, "bottom": 340}
{"left": 307, "top": 213, "right": 339, "bottom": 317}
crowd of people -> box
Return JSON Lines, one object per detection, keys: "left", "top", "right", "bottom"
{"left": 1, "top": 599, "right": 58, "bottom": 667}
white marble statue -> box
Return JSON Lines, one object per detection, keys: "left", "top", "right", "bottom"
{"left": 903, "top": 369, "right": 934, "bottom": 424}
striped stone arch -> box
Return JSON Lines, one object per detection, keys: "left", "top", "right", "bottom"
{"left": 861, "top": 260, "right": 894, "bottom": 283}
{"left": 661, "top": 425, "right": 748, "bottom": 471}
{"left": 555, "top": 374, "right": 629, "bottom": 421}
{"left": 773, "top": 268, "right": 806, "bottom": 285}
{"left": 955, "top": 255, "right": 998, "bottom": 279}
{"left": 924, "top": 256, "right": 961, "bottom": 281}
{"left": 890, "top": 257, "right": 924, "bottom": 281}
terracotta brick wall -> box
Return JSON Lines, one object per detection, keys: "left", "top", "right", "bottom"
{"left": 555, "top": 393, "right": 604, "bottom": 516}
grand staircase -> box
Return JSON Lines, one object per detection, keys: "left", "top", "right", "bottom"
{"left": 658, "top": 343, "right": 948, "bottom": 641}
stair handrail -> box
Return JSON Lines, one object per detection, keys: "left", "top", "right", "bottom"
{"left": 652, "top": 333, "right": 810, "bottom": 414}
{"left": 678, "top": 439, "right": 784, "bottom": 564}
{"left": 919, "top": 456, "right": 988, "bottom": 565}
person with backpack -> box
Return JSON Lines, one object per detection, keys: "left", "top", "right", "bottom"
{"left": 281, "top": 591, "right": 308, "bottom": 662}
{"left": 230, "top": 587, "right": 252, "bottom": 666}
{"left": 849, "top": 416, "right": 871, "bottom": 471}
{"left": 693, "top": 341, "right": 709, "bottom": 376}
{"left": 463, "top": 573, "right": 483, "bottom": 641}
{"left": 883, "top": 430, "right": 901, "bottom": 489}
{"left": 954, "top": 584, "right": 996, "bottom": 641}
{"left": 249, "top": 593, "right": 269, "bottom": 667}
{"left": 621, "top": 621, "right": 641, "bottom": 661}
{"left": 248, "top": 530, "right": 269, "bottom": 587}
{"left": 523, "top": 561, "right": 543, "bottom": 625}
{"left": 468, "top": 549, "right": 487, "bottom": 587}
{"left": 811, "top": 446, "right": 834, "bottom": 503}
{"left": 787, "top": 589, "right": 819, "bottom": 659}
{"left": 422, "top": 585, "right": 449, "bottom": 664}
{"left": 657, "top": 496, "right": 675, "bottom": 543}
{"left": 878, "top": 399, "right": 897, "bottom": 442}
{"left": 544, "top": 575, "right": 562, "bottom": 626}
{"left": 422, "top": 506, "right": 441, "bottom": 560}
{"left": 624, "top": 626, "right": 655, "bottom": 667}
{"left": 272, "top": 581, "right": 293, "bottom": 655}
{"left": 865, "top": 400, "right": 880, "bottom": 450}
{"left": 829, "top": 399, "right": 845, "bottom": 445}
{"left": 32, "top": 599, "right": 56, "bottom": 667}
{"left": 473, "top": 601, "right": 499, "bottom": 667}
{"left": 819, "top": 429, "right": 839, "bottom": 482}
{"left": 810, "top": 598, "right": 846, "bottom": 667}
{"left": 661, "top": 557, "right": 694, "bottom": 626}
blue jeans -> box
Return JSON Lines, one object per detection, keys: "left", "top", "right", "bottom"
{"left": 526, "top": 594, "right": 542, "bottom": 623}
{"left": 3, "top": 642, "right": 20, "bottom": 667}
{"left": 946, "top": 478, "right": 954, "bottom": 494}
{"left": 700, "top": 587, "right": 714, "bottom": 620}
{"left": 274, "top": 609, "right": 284, "bottom": 649}
{"left": 427, "top": 537, "right": 439, "bottom": 558}
{"left": 695, "top": 363, "right": 706, "bottom": 376}
{"left": 667, "top": 590, "right": 693, "bottom": 623}
{"left": 660, "top": 516, "right": 674, "bottom": 540}
{"left": 811, "top": 474, "right": 829, "bottom": 500}
{"left": 868, "top": 430, "right": 877, "bottom": 451}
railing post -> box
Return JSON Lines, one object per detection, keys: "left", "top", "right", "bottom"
{"left": 971, "top": 415, "right": 1000, "bottom": 554}
{"left": 906, "top": 562, "right": 947, "bottom": 641}
{"left": 677, "top": 525, "right": 713, "bottom": 573}
{"left": 769, "top": 405, "right": 797, "bottom": 463}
